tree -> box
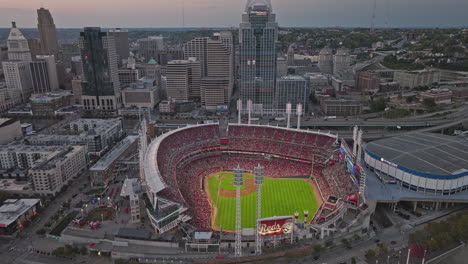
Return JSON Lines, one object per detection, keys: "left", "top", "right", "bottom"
{"left": 80, "top": 246, "right": 88, "bottom": 255}
{"left": 423, "top": 98, "right": 437, "bottom": 108}
{"left": 377, "top": 242, "right": 388, "bottom": 255}
{"left": 353, "top": 234, "right": 361, "bottom": 241}
{"left": 351, "top": 257, "right": 357, "bottom": 264}
{"left": 22, "top": 220, "right": 30, "bottom": 228}
{"left": 341, "top": 238, "right": 349, "bottom": 246}
{"left": 365, "top": 249, "right": 377, "bottom": 260}
{"left": 313, "top": 244, "right": 323, "bottom": 254}
{"left": 52, "top": 247, "right": 65, "bottom": 257}
{"left": 36, "top": 229, "right": 46, "bottom": 235}
{"left": 406, "top": 96, "right": 416, "bottom": 103}
{"left": 0, "top": 191, "right": 8, "bottom": 206}
{"left": 370, "top": 97, "right": 387, "bottom": 112}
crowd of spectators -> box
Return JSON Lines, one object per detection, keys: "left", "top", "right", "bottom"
{"left": 228, "top": 125, "right": 337, "bottom": 163}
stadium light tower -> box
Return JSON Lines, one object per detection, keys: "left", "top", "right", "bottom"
{"left": 247, "top": 100, "right": 253, "bottom": 125}
{"left": 286, "top": 103, "right": 292, "bottom": 129}
{"left": 254, "top": 164, "right": 264, "bottom": 255}
{"left": 234, "top": 166, "right": 244, "bottom": 257}
{"left": 237, "top": 99, "right": 243, "bottom": 124}
{"left": 296, "top": 104, "right": 303, "bottom": 129}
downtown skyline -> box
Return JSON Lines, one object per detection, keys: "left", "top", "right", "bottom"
{"left": 0, "top": 0, "right": 468, "bottom": 29}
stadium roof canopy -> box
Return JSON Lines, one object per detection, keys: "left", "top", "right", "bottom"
{"left": 366, "top": 132, "right": 468, "bottom": 178}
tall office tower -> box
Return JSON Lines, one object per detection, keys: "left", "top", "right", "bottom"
{"left": 7, "top": 22, "right": 32, "bottom": 62}
{"left": 276, "top": 76, "right": 309, "bottom": 113}
{"left": 0, "top": 47, "right": 8, "bottom": 67}
{"left": 201, "top": 78, "right": 230, "bottom": 110}
{"left": 166, "top": 59, "right": 201, "bottom": 101}
{"left": 239, "top": 0, "right": 278, "bottom": 114}
{"left": 138, "top": 36, "right": 164, "bottom": 61}
{"left": 79, "top": 27, "right": 121, "bottom": 113}
{"left": 318, "top": 47, "right": 333, "bottom": 75}
{"left": 30, "top": 55, "right": 59, "bottom": 93}
{"left": 27, "top": 39, "right": 42, "bottom": 59}
{"left": 60, "top": 43, "right": 80, "bottom": 68}
{"left": 333, "top": 48, "right": 351, "bottom": 76}
{"left": 71, "top": 56, "right": 84, "bottom": 78}
{"left": 2, "top": 61, "right": 33, "bottom": 103}
{"left": 204, "top": 32, "right": 234, "bottom": 106}
{"left": 108, "top": 28, "right": 130, "bottom": 66}
{"left": 188, "top": 59, "right": 201, "bottom": 100}
{"left": 184, "top": 37, "right": 209, "bottom": 77}
{"left": 37, "top": 8, "right": 59, "bottom": 57}
{"left": 30, "top": 61, "right": 50, "bottom": 94}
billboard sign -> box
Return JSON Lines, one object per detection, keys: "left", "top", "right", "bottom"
{"left": 257, "top": 216, "right": 293, "bottom": 237}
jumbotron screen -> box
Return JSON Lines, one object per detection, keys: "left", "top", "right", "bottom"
{"left": 257, "top": 216, "right": 293, "bottom": 237}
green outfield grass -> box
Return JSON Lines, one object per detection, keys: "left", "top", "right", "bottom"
{"left": 208, "top": 172, "right": 319, "bottom": 230}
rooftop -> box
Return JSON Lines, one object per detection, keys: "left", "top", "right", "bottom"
{"left": 0, "top": 199, "right": 40, "bottom": 227}
{"left": 0, "top": 144, "right": 64, "bottom": 153}
{"left": 279, "top": 75, "right": 306, "bottom": 81}
{"left": 90, "top": 136, "right": 138, "bottom": 171}
{"left": 366, "top": 132, "right": 468, "bottom": 178}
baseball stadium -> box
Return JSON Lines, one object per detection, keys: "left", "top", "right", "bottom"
{"left": 143, "top": 123, "right": 363, "bottom": 235}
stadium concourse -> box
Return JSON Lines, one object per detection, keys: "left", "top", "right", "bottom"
{"left": 143, "top": 123, "right": 363, "bottom": 236}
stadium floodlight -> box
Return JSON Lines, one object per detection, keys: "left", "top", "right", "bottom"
{"left": 286, "top": 103, "right": 292, "bottom": 129}
{"left": 234, "top": 166, "right": 243, "bottom": 257}
{"left": 254, "top": 164, "right": 264, "bottom": 255}
{"left": 237, "top": 99, "right": 243, "bottom": 124}
{"left": 353, "top": 126, "right": 359, "bottom": 157}
{"left": 247, "top": 100, "right": 253, "bottom": 125}
{"left": 296, "top": 104, "right": 303, "bottom": 129}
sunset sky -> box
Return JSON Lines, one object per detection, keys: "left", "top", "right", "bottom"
{"left": 1, "top": 0, "right": 467, "bottom": 28}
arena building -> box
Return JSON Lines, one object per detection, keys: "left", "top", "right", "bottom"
{"left": 364, "top": 132, "right": 468, "bottom": 197}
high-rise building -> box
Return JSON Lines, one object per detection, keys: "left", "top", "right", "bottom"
{"left": 2, "top": 61, "right": 32, "bottom": 103}
{"left": 144, "top": 58, "right": 162, "bottom": 87}
{"left": 166, "top": 59, "right": 201, "bottom": 101}
{"left": 7, "top": 22, "right": 32, "bottom": 62}
{"left": 239, "top": 0, "right": 278, "bottom": 114}
{"left": 27, "top": 39, "right": 42, "bottom": 59}
{"left": 207, "top": 32, "right": 233, "bottom": 80}
{"left": 37, "top": 55, "right": 59, "bottom": 91}
{"left": 37, "top": 8, "right": 59, "bottom": 57}
{"left": 108, "top": 28, "right": 130, "bottom": 65}
{"left": 356, "top": 71, "right": 380, "bottom": 93}
{"left": 201, "top": 78, "right": 230, "bottom": 110}
{"left": 184, "top": 32, "right": 234, "bottom": 107}
{"left": 29, "top": 55, "right": 59, "bottom": 94}
{"left": 184, "top": 37, "right": 209, "bottom": 77}
{"left": 333, "top": 48, "right": 351, "bottom": 76}
{"left": 318, "top": 47, "right": 333, "bottom": 75}
{"left": 138, "top": 36, "right": 164, "bottom": 61}
{"left": 276, "top": 76, "right": 309, "bottom": 113}
{"left": 30, "top": 61, "right": 50, "bottom": 94}
{"left": 79, "top": 27, "right": 121, "bottom": 113}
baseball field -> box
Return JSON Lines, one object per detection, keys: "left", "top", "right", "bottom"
{"left": 206, "top": 172, "right": 321, "bottom": 231}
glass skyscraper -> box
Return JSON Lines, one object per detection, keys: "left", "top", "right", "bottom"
{"left": 79, "top": 27, "right": 121, "bottom": 113}
{"left": 239, "top": 0, "right": 278, "bottom": 114}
